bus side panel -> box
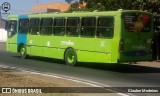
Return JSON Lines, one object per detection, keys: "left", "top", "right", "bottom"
{"left": 111, "top": 14, "right": 121, "bottom": 63}
{"left": 27, "top": 35, "right": 44, "bottom": 56}
{"left": 95, "top": 38, "right": 112, "bottom": 63}
{"left": 75, "top": 37, "right": 96, "bottom": 62}
{"left": 7, "top": 35, "right": 18, "bottom": 52}
{"left": 43, "top": 36, "right": 65, "bottom": 59}
{"left": 77, "top": 51, "right": 96, "bottom": 63}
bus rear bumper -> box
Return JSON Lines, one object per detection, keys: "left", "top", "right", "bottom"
{"left": 118, "top": 54, "right": 152, "bottom": 63}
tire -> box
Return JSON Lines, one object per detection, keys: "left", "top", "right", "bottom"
{"left": 64, "top": 48, "right": 77, "bottom": 66}
{"left": 20, "top": 45, "right": 28, "bottom": 59}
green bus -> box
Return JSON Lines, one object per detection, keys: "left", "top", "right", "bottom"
{"left": 6, "top": 10, "right": 153, "bottom": 66}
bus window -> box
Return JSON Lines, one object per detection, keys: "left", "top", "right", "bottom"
{"left": 81, "top": 17, "right": 96, "bottom": 37}
{"left": 97, "top": 17, "right": 114, "bottom": 38}
{"left": 19, "top": 19, "right": 29, "bottom": 34}
{"left": 7, "top": 20, "right": 17, "bottom": 38}
{"left": 66, "top": 17, "right": 80, "bottom": 36}
{"left": 124, "top": 13, "right": 151, "bottom": 32}
{"left": 40, "top": 18, "right": 53, "bottom": 35}
{"left": 53, "top": 18, "right": 65, "bottom": 36}
{"left": 29, "top": 18, "right": 40, "bottom": 35}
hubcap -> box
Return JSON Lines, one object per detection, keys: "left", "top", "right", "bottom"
{"left": 21, "top": 47, "right": 25, "bottom": 56}
{"left": 67, "top": 51, "right": 75, "bottom": 64}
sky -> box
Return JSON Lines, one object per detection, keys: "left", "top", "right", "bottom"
{"left": 0, "top": 0, "right": 66, "bottom": 19}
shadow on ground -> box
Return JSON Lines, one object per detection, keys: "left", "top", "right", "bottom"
{"left": 77, "top": 62, "right": 160, "bottom": 73}
{"left": 14, "top": 55, "right": 160, "bottom": 73}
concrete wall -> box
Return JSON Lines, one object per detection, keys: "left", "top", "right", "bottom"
{"left": 0, "top": 29, "right": 7, "bottom": 42}
{"left": 0, "top": 19, "right": 6, "bottom": 29}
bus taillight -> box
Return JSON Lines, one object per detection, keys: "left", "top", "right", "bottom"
{"left": 119, "top": 39, "right": 124, "bottom": 53}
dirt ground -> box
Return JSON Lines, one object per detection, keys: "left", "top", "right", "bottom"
{"left": 0, "top": 67, "right": 118, "bottom": 96}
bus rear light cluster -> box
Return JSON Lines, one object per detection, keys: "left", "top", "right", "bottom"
{"left": 119, "top": 39, "right": 124, "bottom": 53}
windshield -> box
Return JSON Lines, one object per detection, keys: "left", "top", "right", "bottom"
{"left": 124, "top": 13, "right": 151, "bottom": 32}
{"left": 7, "top": 20, "right": 17, "bottom": 38}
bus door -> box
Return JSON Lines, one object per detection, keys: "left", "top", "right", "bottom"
{"left": 120, "top": 13, "right": 153, "bottom": 61}
{"left": 7, "top": 18, "right": 18, "bottom": 52}
{"left": 17, "top": 15, "right": 29, "bottom": 50}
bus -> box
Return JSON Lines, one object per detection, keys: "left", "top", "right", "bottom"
{"left": 6, "top": 10, "right": 153, "bottom": 66}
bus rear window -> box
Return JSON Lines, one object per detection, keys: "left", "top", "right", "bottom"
{"left": 124, "top": 13, "right": 151, "bottom": 32}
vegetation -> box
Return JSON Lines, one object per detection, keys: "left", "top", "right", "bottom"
{"left": 66, "top": 0, "right": 160, "bottom": 34}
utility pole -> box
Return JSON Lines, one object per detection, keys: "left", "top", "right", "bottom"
{"left": 37, "top": 0, "right": 39, "bottom": 13}
{"left": 0, "top": 6, "right": 2, "bottom": 19}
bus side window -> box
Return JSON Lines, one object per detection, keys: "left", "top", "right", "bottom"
{"left": 40, "top": 18, "right": 53, "bottom": 35}
{"left": 53, "top": 18, "right": 65, "bottom": 36}
{"left": 19, "top": 19, "right": 29, "bottom": 34}
{"left": 97, "top": 17, "right": 114, "bottom": 38}
{"left": 29, "top": 18, "right": 40, "bottom": 35}
{"left": 66, "top": 17, "right": 80, "bottom": 36}
{"left": 81, "top": 17, "right": 96, "bottom": 37}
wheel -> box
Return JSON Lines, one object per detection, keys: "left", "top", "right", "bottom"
{"left": 20, "top": 45, "right": 28, "bottom": 59}
{"left": 64, "top": 48, "right": 77, "bottom": 66}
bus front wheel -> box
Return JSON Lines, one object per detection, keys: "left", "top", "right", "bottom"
{"left": 64, "top": 48, "right": 77, "bottom": 66}
{"left": 20, "top": 45, "right": 28, "bottom": 59}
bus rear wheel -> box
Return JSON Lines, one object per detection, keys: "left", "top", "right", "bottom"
{"left": 64, "top": 48, "right": 77, "bottom": 66}
{"left": 20, "top": 45, "right": 28, "bottom": 59}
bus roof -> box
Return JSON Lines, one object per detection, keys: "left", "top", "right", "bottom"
{"left": 8, "top": 15, "right": 18, "bottom": 20}
{"left": 7, "top": 10, "right": 152, "bottom": 19}
{"left": 28, "top": 10, "right": 152, "bottom": 18}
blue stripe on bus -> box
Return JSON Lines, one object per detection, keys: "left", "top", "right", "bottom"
{"left": 17, "top": 15, "right": 28, "bottom": 46}
{"left": 122, "top": 50, "right": 150, "bottom": 56}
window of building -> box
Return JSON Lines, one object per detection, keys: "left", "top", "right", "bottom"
{"left": 66, "top": 17, "right": 80, "bottom": 36}
{"left": 7, "top": 20, "right": 17, "bottom": 38}
{"left": 29, "top": 18, "right": 40, "bottom": 35}
{"left": 40, "top": 18, "right": 53, "bottom": 35}
{"left": 81, "top": 17, "right": 96, "bottom": 37}
{"left": 19, "top": 19, "right": 29, "bottom": 34}
{"left": 97, "top": 17, "right": 114, "bottom": 38}
{"left": 53, "top": 18, "right": 65, "bottom": 36}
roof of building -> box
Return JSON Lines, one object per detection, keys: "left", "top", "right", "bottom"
{"left": 32, "top": 2, "right": 71, "bottom": 13}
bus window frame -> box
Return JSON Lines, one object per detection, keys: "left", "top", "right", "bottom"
{"left": 29, "top": 18, "right": 40, "bottom": 35}
{"left": 96, "top": 16, "right": 114, "bottom": 39}
{"left": 53, "top": 17, "right": 66, "bottom": 36}
{"left": 66, "top": 17, "right": 80, "bottom": 37}
{"left": 80, "top": 17, "right": 96, "bottom": 38}
{"left": 40, "top": 18, "right": 53, "bottom": 36}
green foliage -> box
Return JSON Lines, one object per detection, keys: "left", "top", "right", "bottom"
{"left": 67, "top": 0, "right": 160, "bottom": 33}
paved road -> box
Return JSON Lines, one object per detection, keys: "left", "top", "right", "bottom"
{"left": 0, "top": 42, "right": 6, "bottom": 51}
{"left": 0, "top": 42, "right": 160, "bottom": 95}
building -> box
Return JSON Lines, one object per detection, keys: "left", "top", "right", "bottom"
{"left": 32, "top": 2, "right": 87, "bottom": 13}
{"left": 32, "top": 2, "right": 71, "bottom": 13}
{"left": 0, "top": 19, "right": 6, "bottom": 29}
{"left": 0, "top": 19, "right": 7, "bottom": 42}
